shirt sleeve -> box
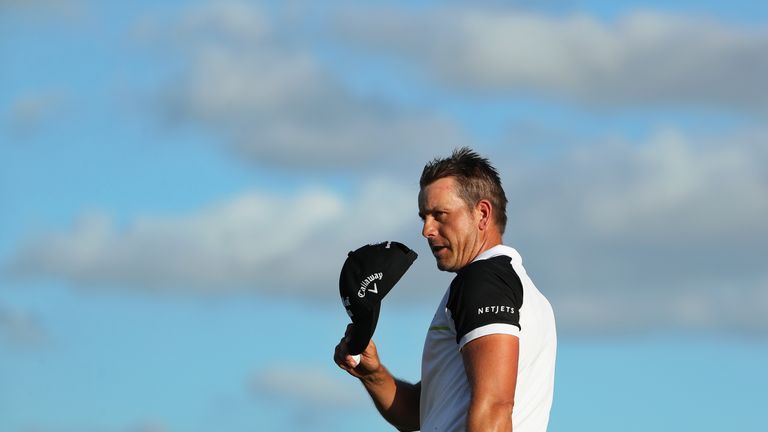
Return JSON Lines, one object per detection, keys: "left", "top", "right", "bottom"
{"left": 446, "top": 257, "right": 524, "bottom": 350}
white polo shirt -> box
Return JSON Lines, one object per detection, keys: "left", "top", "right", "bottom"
{"left": 420, "top": 245, "right": 557, "bottom": 431}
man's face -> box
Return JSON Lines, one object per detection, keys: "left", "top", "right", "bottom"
{"left": 418, "top": 177, "right": 482, "bottom": 272}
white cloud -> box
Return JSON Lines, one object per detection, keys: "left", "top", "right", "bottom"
{"left": 554, "top": 285, "right": 768, "bottom": 335}
{"left": 335, "top": 7, "right": 768, "bottom": 111}
{"left": 250, "top": 365, "right": 366, "bottom": 407}
{"left": 248, "top": 363, "right": 376, "bottom": 431}
{"left": 500, "top": 127, "right": 768, "bottom": 333}
{"left": 6, "top": 179, "right": 418, "bottom": 294}
{"left": 142, "top": 1, "right": 466, "bottom": 170}
{"left": 542, "top": 128, "right": 767, "bottom": 243}
{"left": 6, "top": 127, "right": 767, "bottom": 333}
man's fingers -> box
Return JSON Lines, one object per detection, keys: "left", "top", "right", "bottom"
{"left": 334, "top": 336, "right": 356, "bottom": 372}
{"left": 343, "top": 323, "right": 354, "bottom": 342}
{"left": 333, "top": 338, "right": 347, "bottom": 366}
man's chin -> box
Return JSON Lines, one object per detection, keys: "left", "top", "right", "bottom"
{"left": 435, "top": 259, "right": 458, "bottom": 273}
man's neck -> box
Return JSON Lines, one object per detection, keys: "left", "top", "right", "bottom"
{"left": 469, "top": 235, "right": 503, "bottom": 264}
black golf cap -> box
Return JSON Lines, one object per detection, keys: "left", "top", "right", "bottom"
{"left": 339, "top": 241, "right": 417, "bottom": 355}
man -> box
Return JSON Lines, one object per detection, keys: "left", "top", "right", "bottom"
{"left": 334, "top": 148, "right": 556, "bottom": 431}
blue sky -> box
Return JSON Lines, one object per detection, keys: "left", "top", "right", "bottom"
{"left": 2, "top": 1, "right": 767, "bottom": 431}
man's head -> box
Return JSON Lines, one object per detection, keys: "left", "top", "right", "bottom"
{"left": 418, "top": 147, "right": 508, "bottom": 272}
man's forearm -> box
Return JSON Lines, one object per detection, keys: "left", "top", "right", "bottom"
{"left": 466, "top": 398, "right": 513, "bottom": 432}
{"left": 360, "top": 366, "right": 420, "bottom": 432}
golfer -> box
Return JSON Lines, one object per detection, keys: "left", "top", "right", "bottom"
{"left": 334, "top": 148, "right": 556, "bottom": 431}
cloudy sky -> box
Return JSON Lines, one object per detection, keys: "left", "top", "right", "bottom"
{"left": 2, "top": 1, "right": 767, "bottom": 431}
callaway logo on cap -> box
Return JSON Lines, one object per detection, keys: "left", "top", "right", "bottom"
{"left": 339, "top": 241, "right": 417, "bottom": 355}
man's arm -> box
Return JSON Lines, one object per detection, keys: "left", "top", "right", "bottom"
{"left": 334, "top": 325, "right": 421, "bottom": 431}
{"left": 462, "top": 333, "right": 519, "bottom": 432}
{"left": 359, "top": 367, "right": 421, "bottom": 432}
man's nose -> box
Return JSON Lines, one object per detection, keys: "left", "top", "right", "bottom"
{"left": 422, "top": 217, "right": 436, "bottom": 239}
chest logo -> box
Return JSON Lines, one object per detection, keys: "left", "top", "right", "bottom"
{"left": 477, "top": 305, "right": 516, "bottom": 315}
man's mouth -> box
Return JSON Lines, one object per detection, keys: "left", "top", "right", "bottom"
{"left": 430, "top": 245, "right": 448, "bottom": 254}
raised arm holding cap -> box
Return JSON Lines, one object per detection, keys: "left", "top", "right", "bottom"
{"left": 334, "top": 241, "right": 420, "bottom": 431}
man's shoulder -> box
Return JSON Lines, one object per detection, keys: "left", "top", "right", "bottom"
{"left": 455, "top": 254, "right": 516, "bottom": 282}
{"left": 445, "top": 249, "right": 525, "bottom": 346}
{"left": 449, "top": 254, "right": 522, "bottom": 300}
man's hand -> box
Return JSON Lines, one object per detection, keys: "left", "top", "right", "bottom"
{"left": 333, "top": 323, "right": 382, "bottom": 378}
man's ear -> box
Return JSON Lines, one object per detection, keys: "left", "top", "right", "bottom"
{"left": 476, "top": 199, "right": 493, "bottom": 231}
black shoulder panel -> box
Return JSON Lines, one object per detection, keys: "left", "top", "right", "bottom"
{"left": 446, "top": 255, "right": 524, "bottom": 344}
